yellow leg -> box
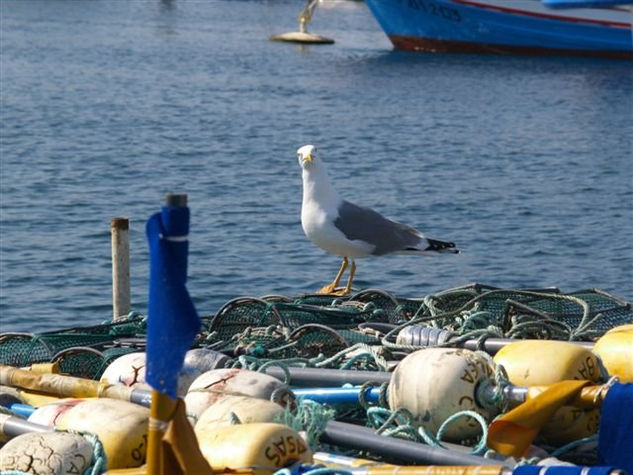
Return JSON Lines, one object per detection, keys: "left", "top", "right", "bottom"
{"left": 316, "top": 257, "right": 348, "bottom": 294}
{"left": 340, "top": 259, "right": 356, "bottom": 296}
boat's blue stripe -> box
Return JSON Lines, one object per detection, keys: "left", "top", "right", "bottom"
{"left": 365, "top": 0, "right": 633, "bottom": 52}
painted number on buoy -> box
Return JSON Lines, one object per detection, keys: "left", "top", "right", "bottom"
{"left": 68, "top": 456, "right": 88, "bottom": 475}
{"left": 460, "top": 357, "right": 493, "bottom": 384}
{"left": 576, "top": 356, "right": 598, "bottom": 381}
{"left": 131, "top": 434, "right": 148, "bottom": 462}
{"left": 264, "top": 435, "right": 308, "bottom": 466}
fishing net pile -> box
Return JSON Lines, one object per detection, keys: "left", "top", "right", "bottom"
{"left": 1, "top": 283, "right": 629, "bottom": 377}
{"left": 1, "top": 283, "right": 631, "bottom": 473}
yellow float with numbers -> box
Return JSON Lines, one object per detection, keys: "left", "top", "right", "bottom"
{"left": 197, "top": 422, "right": 312, "bottom": 474}
{"left": 494, "top": 340, "right": 603, "bottom": 445}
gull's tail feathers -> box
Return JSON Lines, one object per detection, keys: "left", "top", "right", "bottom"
{"left": 423, "top": 238, "right": 460, "bottom": 254}
{"left": 399, "top": 237, "right": 460, "bottom": 256}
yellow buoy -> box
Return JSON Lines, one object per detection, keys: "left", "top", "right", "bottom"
{"left": 31, "top": 398, "right": 149, "bottom": 469}
{"left": 0, "top": 431, "right": 94, "bottom": 475}
{"left": 194, "top": 394, "right": 284, "bottom": 430}
{"left": 593, "top": 324, "right": 633, "bottom": 382}
{"left": 197, "top": 422, "right": 312, "bottom": 475}
{"left": 388, "top": 348, "right": 496, "bottom": 441}
{"left": 494, "top": 340, "right": 603, "bottom": 446}
{"left": 494, "top": 340, "right": 603, "bottom": 385}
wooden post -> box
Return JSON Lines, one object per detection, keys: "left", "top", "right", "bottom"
{"left": 111, "top": 217, "right": 130, "bottom": 322}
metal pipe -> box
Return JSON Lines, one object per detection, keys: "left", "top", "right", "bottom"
{"left": 321, "top": 420, "right": 513, "bottom": 467}
{"left": 460, "top": 338, "right": 594, "bottom": 355}
{"left": 0, "top": 414, "right": 53, "bottom": 438}
{"left": 293, "top": 386, "right": 381, "bottom": 405}
{"left": 263, "top": 365, "right": 391, "bottom": 387}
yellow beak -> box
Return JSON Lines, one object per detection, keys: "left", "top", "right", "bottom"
{"left": 304, "top": 154, "right": 313, "bottom": 163}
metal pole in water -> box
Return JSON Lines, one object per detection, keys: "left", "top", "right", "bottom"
{"left": 111, "top": 217, "right": 130, "bottom": 322}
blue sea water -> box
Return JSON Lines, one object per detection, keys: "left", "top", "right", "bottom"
{"left": 1, "top": 0, "right": 632, "bottom": 333}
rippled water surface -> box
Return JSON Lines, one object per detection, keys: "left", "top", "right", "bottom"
{"left": 1, "top": 0, "right": 632, "bottom": 332}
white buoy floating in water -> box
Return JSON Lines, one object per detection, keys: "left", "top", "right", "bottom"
{"left": 270, "top": 0, "right": 334, "bottom": 44}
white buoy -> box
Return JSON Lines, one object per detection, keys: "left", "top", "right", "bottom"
{"left": 100, "top": 349, "right": 228, "bottom": 397}
{"left": 27, "top": 398, "right": 85, "bottom": 427}
{"left": 99, "top": 352, "right": 151, "bottom": 392}
{"left": 184, "top": 368, "right": 291, "bottom": 423}
{"left": 0, "top": 431, "right": 94, "bottom": 475}
{"left": 269, "top": 31, "right": 334, "bottom": 44}
{"left": 388, "top": 348, "right": 496, "bottom": 441}
{"left": 270, "top": 0, "right": 334, "bottom": 44}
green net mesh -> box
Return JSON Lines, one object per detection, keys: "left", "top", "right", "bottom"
{"left": 1, "top": 285, "right": 630, "bottom": 470}
{"left": 1, "top": 285, "right": 631, "bottom": 376}
{"left": 0, "top": 314, "right": 147, "bottom": 374}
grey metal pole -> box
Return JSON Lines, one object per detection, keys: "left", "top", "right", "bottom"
{"left": 111, "top": 217, "right": 130, "bottom": 322}
{"left": 321, "top": 420, "right": 513, "bottom": 467}
{"left": 0, "top": 414, "right": 53, "bottom": 438}
{"left": 263, "top": 365, "right": 391, "bottom": 386}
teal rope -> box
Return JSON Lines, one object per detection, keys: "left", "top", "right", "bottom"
{"left": 258, "top": 359, "right": 292, "bottom": 384}
{"left": 314, "top": 343, "right": 389, "bottom": 371}
{"left": 78, "top": 431, "right": 107, "bottom": 475}
{"left": 367, "top": 405, "right": 490, "bottom": 455}
{"left": 367, "top": 407, "right": 420, "bottom": 442}
{"left": 358, "top": 381, "right": 389, "bottom": 409}
{"left": 435, "top": 410, "right": 489, "bottom": 455}
{"left": 550, "top": 434, "right": 599, "bottom": 458}
{"left": 275, "top": 399, "right": 335, "bottom": 451}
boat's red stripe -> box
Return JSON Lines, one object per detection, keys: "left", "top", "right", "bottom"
{"left": 389, "top": 34, "right": 633, "bottom": 58}
{"left": 450, "top": 0, "right": 632, "bottom": 28}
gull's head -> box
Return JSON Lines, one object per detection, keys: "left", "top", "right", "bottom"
{"left": 297, "top": 144, "right": 319, "bottom": 170}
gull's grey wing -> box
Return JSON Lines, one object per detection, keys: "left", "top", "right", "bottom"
{"left": 333, "top": 200, "right": 423, "bottom": 256}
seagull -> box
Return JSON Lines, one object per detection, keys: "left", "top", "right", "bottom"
{"left": 297, "top": 144, "right": 459, "bottom": 296}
